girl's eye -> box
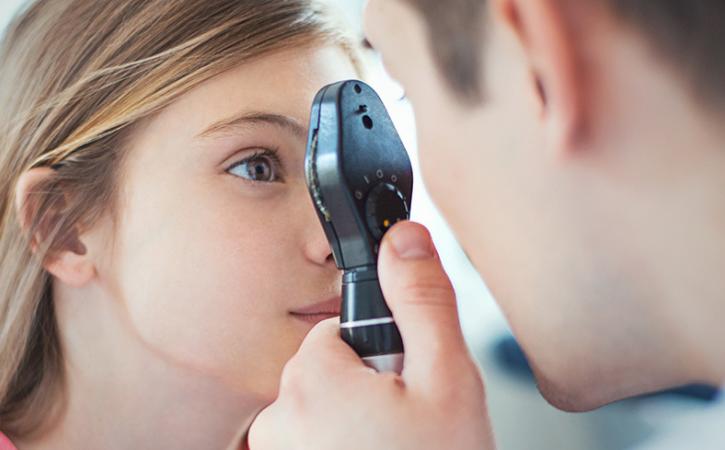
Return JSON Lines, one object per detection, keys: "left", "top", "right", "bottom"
{"left": 227, "top": 151, "right": 282, "bottom": 183}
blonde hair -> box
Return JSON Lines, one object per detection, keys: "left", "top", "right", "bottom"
{"left": 0, "top": 0, "right": 355, "bottom": 437}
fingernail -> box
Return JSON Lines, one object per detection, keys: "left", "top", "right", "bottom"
{"left": 389, "top": 224, "right": 435, "bottom": 259}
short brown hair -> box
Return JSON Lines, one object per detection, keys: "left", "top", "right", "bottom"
{"left": 405, "top": 0, "right": 725, "bottom": 107}
{"left": 404, "top": 0, "right": 487, "bottom": 102}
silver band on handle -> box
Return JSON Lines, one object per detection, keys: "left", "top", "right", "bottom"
{"left": 362, "top": 353, "right": 404, "bottom": 374}
{"left": 340, "top": 316, "right": 395, "bottom": 329}
{"left": 340, "top": 316, "right": 404, "bottom": 374}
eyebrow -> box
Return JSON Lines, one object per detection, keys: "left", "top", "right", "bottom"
{"left": 197, "top": 111, "right": 307, "bottom": 140}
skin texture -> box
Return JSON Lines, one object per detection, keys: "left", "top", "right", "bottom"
{"left": 249, "top": 0, "right": 725, "bottom": 449}
{"left": 15, "top": 44, "right": 357, "bottom": 450}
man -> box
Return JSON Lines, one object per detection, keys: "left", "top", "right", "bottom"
{"left": 249, "top": 0, "right": 725, "bottom": 448}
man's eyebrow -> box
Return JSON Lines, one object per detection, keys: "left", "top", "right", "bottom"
{"left": 197, "top": 111, "right": 307, "bottom": 140}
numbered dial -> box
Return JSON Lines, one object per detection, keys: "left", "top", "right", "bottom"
{"left": 365, "top": 182, "right": 409, "bottom": 240}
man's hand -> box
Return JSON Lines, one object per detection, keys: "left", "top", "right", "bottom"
{"left": 248, "top": 222, "right": 494, "bottom": 450}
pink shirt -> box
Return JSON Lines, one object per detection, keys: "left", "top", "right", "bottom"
{"left": 0, "top": 432, "right": 17, "bottom": 450}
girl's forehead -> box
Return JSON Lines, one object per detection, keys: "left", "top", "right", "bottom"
{"left": 155, "top": 46, "right": 356, "bottom": 128}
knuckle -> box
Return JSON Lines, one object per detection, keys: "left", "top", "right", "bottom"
{"left": 278, "top": 376, "right": 308, "bottom": 412}
{"left": 307, "top": 318, "right": 335, "bottom": 338}
{"left": 299, "top": 318, "right": 339, "bottom": 353}
{"left": 399, "top": 278, "right": 456, "bottom": 307}
{"left": 377, "top": 371, "right": 407, "bottom": 392}
{"left": 279, "top": 356, "right": 308, "bottom": 391}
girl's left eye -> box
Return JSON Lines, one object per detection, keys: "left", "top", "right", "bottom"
{"left": 226, "top": 150, "right": 283, "bottom": 183}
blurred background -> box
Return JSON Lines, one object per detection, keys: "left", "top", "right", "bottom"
{"left": 1, "top": 1, "right": 718, "bottom": 449}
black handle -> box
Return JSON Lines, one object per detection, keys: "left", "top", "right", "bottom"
{"left": 340, "top": 266, "right": 404, "bottom": 360}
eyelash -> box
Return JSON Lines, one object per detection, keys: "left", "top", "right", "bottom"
{"left": 226, "top": 148, "right": 285, "bottom": 184}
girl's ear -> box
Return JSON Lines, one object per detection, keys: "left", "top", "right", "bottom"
{"left": 15, "top": 167, "right": 96, "bottom": 288}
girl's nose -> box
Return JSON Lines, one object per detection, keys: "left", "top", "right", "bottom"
{"left": 301, "top": 193, "right": 335, "bottom": 267}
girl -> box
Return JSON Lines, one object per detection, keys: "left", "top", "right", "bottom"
{"left": 0, "top": 0, "right": 359, "bottom": 448}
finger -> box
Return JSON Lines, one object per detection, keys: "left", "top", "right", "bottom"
{"left": 289, "top": 318, "right": 373, "bottom": 382}
{"left": 378, "top": 221, "right": 470, "bottom": 384}
{"left": 247, "top": 403, "right": 280, "bottom": 450}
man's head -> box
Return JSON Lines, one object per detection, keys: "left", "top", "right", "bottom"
{"left": 365, "top": 0, "right": 725, "bottom": 411}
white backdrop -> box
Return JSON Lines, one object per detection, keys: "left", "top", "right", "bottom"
{"left": 0, "top": 0, "right": 24, "bottom": 33}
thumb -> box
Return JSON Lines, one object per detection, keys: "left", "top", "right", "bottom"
{"left": 378, "top": 221, "right": 470, "bottom": 385}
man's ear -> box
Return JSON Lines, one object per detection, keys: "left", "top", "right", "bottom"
{"left": 494, "top": 0, "right": 586, "bottom": 152}
{"left": 15, "top": 167, "right": 95, "bottom": 288}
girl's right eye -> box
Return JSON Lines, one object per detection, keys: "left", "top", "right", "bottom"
{"left": 226, "top": 149, "right": 284, "bottom": 183}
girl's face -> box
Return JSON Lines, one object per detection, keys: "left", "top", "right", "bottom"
{"left": 102, "top": 45, "right": 356, "bottom": 399}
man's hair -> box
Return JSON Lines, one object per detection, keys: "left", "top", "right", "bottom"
{"left": 405, "top": 0, "right": 725, "bottom": 107}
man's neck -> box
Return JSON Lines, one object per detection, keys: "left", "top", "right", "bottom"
{"left": 610, "top": 107, "right": 725, "bottom": 386}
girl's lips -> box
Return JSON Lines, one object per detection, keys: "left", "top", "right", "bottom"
{"left": 289, "top": 296, "right": 341, "bottom": 323}
{"left": 290, "top": 295, "right": 342, "bottom": 317}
